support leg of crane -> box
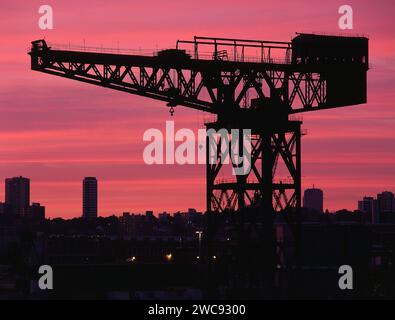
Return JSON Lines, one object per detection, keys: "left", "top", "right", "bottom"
{"left": 205, "top": 120, "right": 302, "bottom": 298}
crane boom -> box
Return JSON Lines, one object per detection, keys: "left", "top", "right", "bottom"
{"left": 29, "top": 34, "right": 368, "bottom": 120}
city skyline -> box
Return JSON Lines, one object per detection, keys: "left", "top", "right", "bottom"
{"left": 1, "top": 0, "right": 394, "bottom": 217}
{"left": 1, "top": 175, "right": 394, "bottom": 218}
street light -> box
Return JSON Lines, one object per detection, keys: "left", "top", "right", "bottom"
{"left": 165, "top": 253, "right": 173, "bottom": 262}
{"left": 195, "top": 231, "right": 203, "bottom": 260}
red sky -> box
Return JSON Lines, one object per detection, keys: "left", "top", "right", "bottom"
{"left": 1, "top": 0, "right": 394, "bottom": 218}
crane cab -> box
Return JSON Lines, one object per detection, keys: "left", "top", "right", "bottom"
{"left": 291, "top": 33, "right": 368, "bottom": 67}
{"left": 292, "top": 33, "right": 369, "bottom": 107}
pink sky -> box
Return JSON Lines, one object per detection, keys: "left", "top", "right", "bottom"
{"left": 0, "top": 0, "right": 394, "bottom": 217}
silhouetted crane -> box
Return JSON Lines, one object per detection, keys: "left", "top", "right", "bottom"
{"left": 29, "top": 35, "right": 369, "bottom": 291}
{"left": 29, "top": 34, "right": 368, "bottom": 215}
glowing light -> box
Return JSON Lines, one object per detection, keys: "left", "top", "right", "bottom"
{"left": 166, "top": 253, "right": 173, "bottom": 261}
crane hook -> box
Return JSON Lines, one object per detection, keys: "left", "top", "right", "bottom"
{"left": 169, "top": 106, "right": 175, "bottom": 116}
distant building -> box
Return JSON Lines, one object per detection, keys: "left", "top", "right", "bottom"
{"left": 358, "top": 196, "right": 378, "bottom": 224}
{"left": 28, "top": 202, "right": 46, "bottom": 220}
{"left": 5, "top": 176, "right": 30, "bottom": 216}
{"left": 184, "top": 208, "right": 203, "bottom": 224}
{"left": 0, "top": 225, "right": 17, "bottom": 254}
{"left": 159, "top": 212, "right": 170, "bottom": 222}
{"left": 146, "top": 210, "right": 154, "bottom": 218}
{"left": 0, "top": 202, "right": 9, "bottom": 215}
{"left": 377, "top": 191, "right": 395, "bottom": 214}
{"left": 82, "top": 177, "right": 98, "bottom": 218}
{"left": 119, "top": 212, "right": 155, "bottom": 236}
{"left": 303, "top": 187, "right": 324, "bottom": 213}
{"left": 120, "top": 212, "right": 134, "bottom": 235}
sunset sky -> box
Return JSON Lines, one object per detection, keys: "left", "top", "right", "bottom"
{"left": 0, "top": 0, "right": 394, "bottom": 218}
